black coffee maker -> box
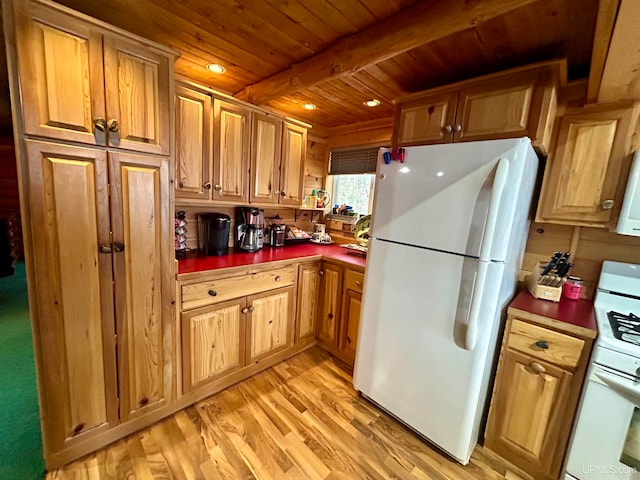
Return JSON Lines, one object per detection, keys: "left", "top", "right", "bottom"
{"left": 198, "top": 213, "right": 231, "bottom": 256}
{"left": 235, "top": 207, "right": 264, "bottom": 252}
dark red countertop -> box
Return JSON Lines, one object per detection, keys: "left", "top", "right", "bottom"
{"left": 510, "top": 290, "right": 597, "bottom": 335}
{"left": 178, "top": 243, "right": 367, "bottom": 275}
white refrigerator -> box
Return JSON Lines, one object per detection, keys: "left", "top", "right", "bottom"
{"left": 353, "top": 137, "right": 538, "bottom": 465}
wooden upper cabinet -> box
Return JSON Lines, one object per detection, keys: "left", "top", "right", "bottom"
{"left": 536, "top": 102, "right": 640, "bottom": 228}
{"left": 213, "top": 99, "right": 250, "bottom": 202}
{"left": 175, "top": 84, "right": 212, "bottom": 200}
{"left": 394, "top": 62, "right": 560, "bottom": 153}
{"left": 14, "top": 2, "right": 106, "bottom": 145}
{"left": 103, "top": 36, "right": 171, "bottom": 155}
{"left": 250, "top": 112, "right": 282, "bottom": 204}
{"left": 23, "top": 140, "right": 118, "bottom": 452}
{"left": 280, "top": 122, "right": 307, "bottom": 206}
{"left": 108, "top": 152, "right": 173, "bottom": 421}
{"left": 396, "top": 91, "right": 457, "bottom": 145}
{"left": 12, "top": 0, "right": 172, "bottom": 154}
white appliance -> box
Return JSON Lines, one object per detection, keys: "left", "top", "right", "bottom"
{"left": 565, "top": 261, "right": 640, "bottom": 480}
{"left": 353, "top": 137, "right": 538, "bottom": 464}
{"left": 617, "top": 150, "right": 640, "bottom": 236}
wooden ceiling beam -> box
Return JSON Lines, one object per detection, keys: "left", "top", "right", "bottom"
{"left": 597, "top": 0, "right": 640, "bottom": 103}
{"left": 586, "top": 0, "right": 620, "bottom": 103}
{"left": 234, "top": 0, "right": 539, "bottom": 105}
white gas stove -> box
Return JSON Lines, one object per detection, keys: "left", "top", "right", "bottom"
{"left": 565, "top": 261, "right": 640, "bottom": 480}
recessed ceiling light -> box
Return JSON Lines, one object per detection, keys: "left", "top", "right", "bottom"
{"left": 364, "top": 99, "right": 381, "bottom": 107}
{"left": 436, "top": 171, "right": 444, "bottom": 177}
{"left": 206, "top": 63, "right": 226, "bottom": 74}
{"left": 302, "top": 103, "right": 316, "bottom": 110}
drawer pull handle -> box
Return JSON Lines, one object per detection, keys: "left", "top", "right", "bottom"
{"left": 208, "top": 290, "right": 217, "bottom": 297}
{"left": 275, "top": 276, "right": 281, "bottom": 282}
{"left": 355, "top": 281, "right": 362, "bottom": 287}
{"left": 535, "top": 340, "right": 549, "bottom": 349}
{"left": 530, "top": 362, "right": 546, "bottom": 375}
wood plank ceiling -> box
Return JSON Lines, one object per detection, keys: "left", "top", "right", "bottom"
{"left": 7, "top": 0, "right": 599, "bottom": 130}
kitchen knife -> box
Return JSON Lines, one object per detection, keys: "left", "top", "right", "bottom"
{"left": 541, "top": 252, "right": 562, "bottom": 276}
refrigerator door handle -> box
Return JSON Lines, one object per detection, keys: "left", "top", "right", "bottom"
{"left": 464, "top": 260, "right": 490, "bottom": 350}
{"left": 478, "top": 157, "right": 510, "bottom": 262}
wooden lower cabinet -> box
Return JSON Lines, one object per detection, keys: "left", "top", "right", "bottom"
{"left": 485, "top": 305, "right": 594, "bottom": 480}
{"left": 182, "top": 298, "right": 246, "bottom": 392}
{"left": 317, "top": 262, "right": 343, "bottom": 346}
{"left": 340, "top": 289, "right": 362, "bottom": 362}
{"left": 296, "top": 262, "right": 321, "bottom": 342}
{"left": 247, "top": 286, "right": 295, "bottom": 363}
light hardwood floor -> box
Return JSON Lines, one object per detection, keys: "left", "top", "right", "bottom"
{"left": 47, "top": 347, "right": 529, "bottom": 479}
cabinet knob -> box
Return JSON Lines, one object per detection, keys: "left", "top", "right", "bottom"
{"left": 319, "top": 270, "right": 324, "bottom": 276}
{"left": 530, "top": 361, "right": 546, "bottom": 375}
{"left": 273, "top": 190, "right": 280, "bottom": 196}
{"left": 93, "top": 117, "right": 107, "bottom": 132}
{"left": 355, "top": 281, "right": 362, "bottom": 287}
{"left": 248, "top": 306, "right": 254, "bottom": 313}
{"left": 534, "top": 340, "right": 549, "bottom": 349}
{"left": 113, "top": 241, "right": 125, "bottom": 252}
{"left": 280, "top": 191, "right": 286, "bottom": 196}
{"left": 242, "top": 307, "right": 249, "bottom": 314}
{"left": 107, "top": 119, "right": 119, "bottom": 133}
{"left": 72, "top": 423, "right": 84, "bottom": 435}
{"left": 214, "top": 184, "right": 222, "bottom": 191}
{"left": 99, "top": 244, "right": 112, "bottom": 254}
{"left": 275, "top": 275, "right": 281, "bottom": 282}
{"left": 443, "top": 124, "right": 453, "bottom": 133}
{"left": 453, "top": 124, "right": 462, "bottom": 133}
{"left": 208, "top": 289, "right": 217, "bottom": 297}
{"left": 203, "top": 182, "right": 212, "bottom": 190}
{"left": 601, "top": 199, "right": 615, "bottom": 210}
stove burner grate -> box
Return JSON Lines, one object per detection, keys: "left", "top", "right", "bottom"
{"left": 608, "top": 311, "right": 640, "bottom": 345}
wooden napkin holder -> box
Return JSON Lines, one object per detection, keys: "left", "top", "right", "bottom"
{"left": 526, "top": 261, "right": 564, "bottom": 302}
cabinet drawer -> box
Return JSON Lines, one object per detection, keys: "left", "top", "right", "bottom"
{"left": 507, "top": 319, "right": 584, "bottom": 369}
{"left": 181, "top": 266, "right": 296, "bottom": 311}
{"left": 344, "top": 269, "right": 364, "bottom": 293}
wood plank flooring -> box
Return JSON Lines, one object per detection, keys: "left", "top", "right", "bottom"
{"left": 46, "top": 347, "right": 529, "bottom": 479}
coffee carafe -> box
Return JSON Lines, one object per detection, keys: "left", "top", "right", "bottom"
{"left": 235, "top": 207, "right": 264, "bottom": 252}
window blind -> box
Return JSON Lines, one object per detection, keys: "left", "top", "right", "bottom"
{"left": 328, "top": 147, "right": 382, "bottom": 175}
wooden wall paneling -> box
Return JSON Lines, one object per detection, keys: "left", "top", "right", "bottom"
{"left": 587, "top": 0, "right": 621, "bottom": 102}
{"left": 109, "top": 152, "right": 173, "bottom": 422}
{"left": 103, "top": 35, "right": 171, "bottom": 155}
{"left": 326, "top": 118, "right": 393, "bottom": 149}
{"left": 24, "top": 140, "right": 118, "bottom": 452}
{"left": 521, "top": 222, "right": 575, "bottom": 282}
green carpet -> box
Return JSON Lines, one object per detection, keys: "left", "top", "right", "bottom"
{"left": 0, "top": 261, "right": 45, "bottom": 479}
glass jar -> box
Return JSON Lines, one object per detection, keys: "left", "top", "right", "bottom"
{"left": 562, "top": 276, "right": 583, "bottom": 300}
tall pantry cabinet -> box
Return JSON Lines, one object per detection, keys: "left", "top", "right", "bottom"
{"left": 4, "top": 0, "right": 176, "bottom": 468}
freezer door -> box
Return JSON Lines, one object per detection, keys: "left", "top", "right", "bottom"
{"left": 353, "top": 238, "right": 505, "bottom": 464}
{"left": 372, "top": 138, "right": 527, "bottom": 258}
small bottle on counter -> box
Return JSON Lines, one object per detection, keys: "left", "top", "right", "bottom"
{"left": 562, "top": 276, "right": 583, "bottom": 300}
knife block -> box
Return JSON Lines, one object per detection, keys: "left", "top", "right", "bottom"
{"left": 526, "top": 261, "right": 564, "bottom": 302}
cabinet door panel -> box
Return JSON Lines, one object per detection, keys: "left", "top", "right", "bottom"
{"left": 247, "top": 286, "right": 294, "bottom": 363}
{"left": 213, "top": 100, "right": 250, "bottom": 202}
{"left": 395, "top": 91, "right": 457, "bottom": 146}
{"left": 109, "top": 152, "right": 173, "bottom": 421}
{"left": 318, "top": 263, "right": 342, "bottom": 345}
{"left": 103, "top": 36, "right": 171, "bottom": 155}
{"left": 15, "top": 2, "right": 106, "bottom": 145}
{"left": 280, "top": 123, "right": 306, "bottom": 206}
{"left": 485, "top": 349, "right": 572, "bottom": 476}
{"left": 296, "top": 262, "right": 321, "bottom": 341}
{"left": 340, "top": 289, "right": 361, "bottom": 362}
{"left": 537, "top": 105, "right": 637, "bottom": 227}
{"left": 175, "top": 84, "right": 212, "bottom": 199}
{"left": 456, "top": 71, "right": 540, "bottom": 142}
{"left": 182, "top": 299, "right": 246, "bottom": 391}
{"left": 24, "top": 141, "right": 117, "bottom": 451}
{"left": 251, "top": 112, "right": 282, "bottom": 204}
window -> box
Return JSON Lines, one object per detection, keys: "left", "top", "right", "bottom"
{"left": 331, "top": 174, "right": 376, "bottom": 215}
